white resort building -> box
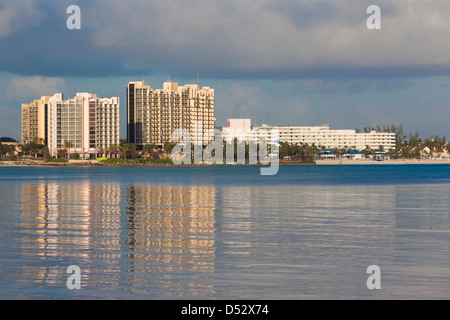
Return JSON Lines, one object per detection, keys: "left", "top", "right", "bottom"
{"left": 222, "top": 120, "right": 396, "bottom": 151}
{"left": 254, "top": 124, "right": 396, "bottom": 151}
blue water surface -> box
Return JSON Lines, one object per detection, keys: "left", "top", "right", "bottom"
{"left": 1, "top": 165, "right": 450, "bottom": 299}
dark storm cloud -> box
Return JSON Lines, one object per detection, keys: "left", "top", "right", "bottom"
{"left": 1, "top": 0, "right": 450, "bottom": 79}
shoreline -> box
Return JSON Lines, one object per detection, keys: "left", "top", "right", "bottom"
{"left": 2, "top": 159, "right": 450, "bottom": 167}
{"left": 0, "top": 160, "right": 313, "bottom": 167}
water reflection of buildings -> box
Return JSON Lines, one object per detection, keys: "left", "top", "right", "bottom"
{"left": 16, "top": 181, "right": 216, "bottom": 297}
{"left": 19, "top": 181, "right": 122, "bottom": 287}
{"left": 8, "top": 177, "right": 450, "bottom": 299}
{"left": 125, "top": 185, "right": 216, "bottom": 296}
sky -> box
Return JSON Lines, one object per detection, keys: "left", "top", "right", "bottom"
{"left": 1, "top": 0, "right": 450, "bottom": 140}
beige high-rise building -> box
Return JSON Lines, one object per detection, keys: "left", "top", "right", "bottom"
{"left": 21, "top": 96, "right": 49, "bottom": 144}
{"left": 127, "top": 81, "right": 215, "bottom": 146}
{"left": 22, "top": 93, "right": 120, "bottom": 157}
{"left": 47, "top": 93, "right": 120, "bottom": 157}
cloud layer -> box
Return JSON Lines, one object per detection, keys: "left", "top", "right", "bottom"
{"left": 0, "top": 1, "right": 42, "bottom": 37}
{"left": 0, "top": 0, "right": 449, "bottom": 78}
{"left": 6, "top": 75, "right": 71, "bottom": 101}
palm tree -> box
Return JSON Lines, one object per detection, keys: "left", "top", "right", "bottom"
{"left": 0, "top": 142, "right": 6, "bottom": 158}
{"left": 57, "top": 149, "right": 68, "bottom": 159}
{"left": 362, "top": 145, "right": 372, "bottom": 158}
{"left": 108, "top": 144, "right": 118, "bottom": 158}
{"left": 163, "top": 142, "right": 176, "bottom": 154}
{"left": 64, "top": 141, "right": 72, "bottom": 159}
{"left": 118, "top": 144, "right": 137, "bottom": 160}
{"left": 0, "top": 142, "right": 14, "bottom": 158}
{"left": 128, "top": 144, "right": 137, "bottom": 159}
{"left": 143, "top": 144, "right": 156, "bottom": 158}
{"left": 20, "top": 142, "right": 40, "bottom": 158}
{"left": 41, "top": 146, "right": 50, "bottom": 160}
{"left": 119, "top": 144, "right": 129, "bottom": 159}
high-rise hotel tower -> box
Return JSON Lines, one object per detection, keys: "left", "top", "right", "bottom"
{"left": 127, "top": 81, "right": 215, "bottom": 146}
{"left": 22, "top": 93, "right": 119, "bottom": 157}
{"left": 21, "top": 96, "right": 50, "bottom": 144}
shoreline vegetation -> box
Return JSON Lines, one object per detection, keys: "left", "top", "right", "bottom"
{"left": 1, "top": 158, "right": 450, "bottom": 167}
{"left": 0, "top": 159, "right": 315, "bottom": 167}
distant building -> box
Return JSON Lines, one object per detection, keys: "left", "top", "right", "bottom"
{"left": 0, "top": 137, "right": 18, "bottom": 142}
{"left": 22, "top": 93, "right": 120, "bottom": 157}
{"left": 0, "top": 141, "right": 21, "bottom": 156}
{"left": 126, "top": 81, "right": 215, "bottom": 146}
{"left": 21, "top": 97, "right": 49, "bottom": 144}
{"left": 221, "top": 121, "right": 395, "bottom": 151}
{"left": 222, "top": 119, "right": 258, "bottom": 143}
{"left": 253, "top": 124, "right": 396, "bottom": 151}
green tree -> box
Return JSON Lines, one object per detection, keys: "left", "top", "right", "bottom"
{"left": 118, "top": 144, "right": 137, "bottom": 159}
{"left": 20, "top": 142, "right": 40, "bottom": 158}
{"left": 143, "top": 144, "right": 156, "bottom": 158}
{"left": 128, "top": 144, "right": 137, "bottom": 159}
{"left": 57, "top": 149, "right": 68, "bottom": 159}
{"left": 63, "top": 141, "right": 72, "bottom": 159}
{"left": 119, "top": 144, "right": 129, "bottom": 159}
{"left": 362, "top": 145, "right": 372, "bottom": 158}
{"left": 108, "top": 145, "right": 119, "bottom": 158}
{"left": 163, "top": 142, "right": 176, "bottom": 154}
{"left": 0, "top": 142, "right": 14, "bottom": 158}
{"left": 41, "top": 146, "right": 51, "bottom": 160}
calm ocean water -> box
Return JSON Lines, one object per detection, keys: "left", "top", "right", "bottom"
{"left": 1, "top": 164, "right": 450, "bottom": 299}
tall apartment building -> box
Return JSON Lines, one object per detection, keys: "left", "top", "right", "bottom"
{"left": 21, "top": 96, "right": 49, "bottom": 144}
{"left": 253, "top": 124, "right": 396, "bottom": 151}
{"left": 127, "top": 81, "right": 215, "bottom": 146}
{"left": 22, "top": 93, "right": 119, "bottom": 157}
{"left": 47, "top": 93, "right": 120, "bottom": 157}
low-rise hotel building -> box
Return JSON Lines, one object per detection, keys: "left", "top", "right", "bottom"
{"left": 222, "top": 120, "right": 396, "bottom": 151}
{"left": 254, "top": 124, "right": 396, "bottom": 151}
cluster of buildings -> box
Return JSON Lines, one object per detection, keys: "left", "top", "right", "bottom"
{"left": 20, "top": 80, "right": 396, "bottom": 158}
{"left": 21, "top": 81, "right": 215, "bottom": 158}
{"left": 22, "top": 93, "right": 120, "bottom": 157}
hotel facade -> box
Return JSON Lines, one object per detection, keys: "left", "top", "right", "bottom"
{"left": 127, "top": 81, "right": 215, "bottom": 147}
{"left": 21, "top": 96, "right": 49, "bottom": 144}
{"left": 222, "top": 119, "right": 396, "bottom": 151}
{"left": 22, "top": 93, "right": 120, "bottom": 157}
{"left": 254, "top": 124, "right": 396, "bottom": 151}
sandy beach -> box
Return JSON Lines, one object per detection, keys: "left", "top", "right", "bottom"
{"left": 316, "top": 159, "right": 450, "bottom": 165}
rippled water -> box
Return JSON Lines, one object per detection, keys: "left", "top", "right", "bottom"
{"left": 1, "top": 165, "right": 450, "bottom": 299}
